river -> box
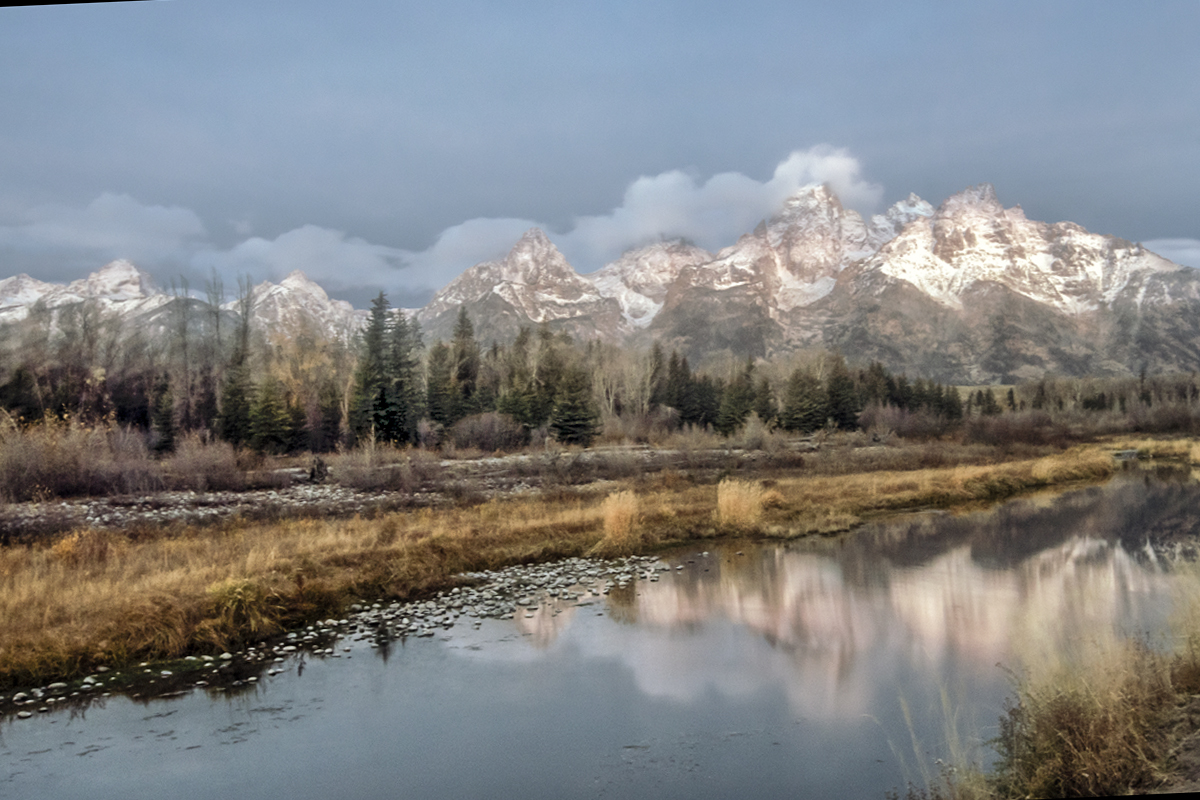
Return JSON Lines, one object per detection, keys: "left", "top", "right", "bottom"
{"left": 3, "top": 467, "right": 1196, "bottom": 799}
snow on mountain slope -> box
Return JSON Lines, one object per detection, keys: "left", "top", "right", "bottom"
{"left": 232, "top": 270, "right": 367, "bottom": 340}
{"left": 417, "top": 228, "right": 623, "bottom": 340}
{"left": 0, "top": 259, "right": 168, "bottom": 323}
{"left": 589, "top": 240, "right": 712, "bottom": 328}
{"left": 662, "top": 184, "right": 934, "bottom": 318}
{"left": 870, "top": 184, "right": 1178, "bottom": 314}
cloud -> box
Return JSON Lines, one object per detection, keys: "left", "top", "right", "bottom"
{"left": 557, "top": 145, "right": 884, "bottom": 271}
{"left": 397, "top": 217, "right": 538, "bottom": 287}
{"left": 196, "top": 224, "right": 407, "bottom": 290}
{"left": 0, "top": 193, "right": 206, "bottom": 268}
{"left": 0, "top": 147, "right": 886, "bottom": 302}
{"left": 1143, "top": 238, "right": 1200, "bottom": 269}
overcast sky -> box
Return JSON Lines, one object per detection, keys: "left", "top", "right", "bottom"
{"left": 2, "top": 1, "right": 1198, "bottom": 307}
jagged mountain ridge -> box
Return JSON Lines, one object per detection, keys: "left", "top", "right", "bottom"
{"left": 3, "top": 184, "right": 1197, "bottom": 383}
{"left": 0, "top": 259, "right": 169, "bottom": 323}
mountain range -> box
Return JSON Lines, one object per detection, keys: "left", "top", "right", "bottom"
{"left": 3, "top": 183, "right": 1197, "bottom": 384}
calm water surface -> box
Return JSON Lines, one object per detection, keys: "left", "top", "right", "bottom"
{"left": 3, "top": 469, "right": 1197, "bottom": 799}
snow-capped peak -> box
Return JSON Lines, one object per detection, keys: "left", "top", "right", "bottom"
{"left": 75, "top": 259, "right": 155, "bottom": 301}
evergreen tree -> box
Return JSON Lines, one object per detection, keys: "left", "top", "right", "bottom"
{"left": 980, "top": 388, "right": 1002, "bottom": 416}
{"left": 780, "top": 368, "right": 828, "bottom": 433}
{"left": 218, "top": 359, "right": 253, "bottom": 447}
{"left": 217, "top": 278, "right": 254, "bottom": 447}
{"left": 349, "top": 292, "right": 391, "bottom": 442}
{"left": 648, "top": 342, "right": 667, "bottom": 408}
{"left": 311, "top": 378, "right": 343, "bottom": 452}
{"left": 825, "top": 354, "right": 860, "bottom": 430}
{"left": 250, "top": 378, "right": 290, "bottom": 454}
{"left": 450, "top": 307, "right": 480, "bottom": 423}
{"left": 752, "top": 375, "right": 777, "bottom": 426}
{"left": 716, "top": 360, "right": 756, "bottom": 435}
{"left": 425, "top": 341, "right": 455, "bottom": 427}
{"left": 151, "top": 372, "right": 176, "bottom": 454}
{"left": 387, "top": 312, "right": 424, "bottom": 443}
{"left": 549, "top": 365, "right": 600, "bottom": 446}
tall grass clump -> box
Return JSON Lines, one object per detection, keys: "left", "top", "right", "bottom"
{"left": 0, "top": 416, "right": 162, "bottom": 501}
{"left": 716, "top": 478, "right": 764, "bottom": 527}
{"left": 991, "top": 639, "right": 1174, "bottom": 798}
{"left": 590, "top": 490, "right": 642, "bottom": 557}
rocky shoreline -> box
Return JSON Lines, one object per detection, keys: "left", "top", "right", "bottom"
{"left": 0, "top": 551, "right": 693, "bottom": 717}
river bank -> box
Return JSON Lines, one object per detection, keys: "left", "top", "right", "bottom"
{"left": 6, "top": 446, "right": 1200, "bottom": 797}
{"left": 0, "top": 441, "right": 1119, "bottom": 691}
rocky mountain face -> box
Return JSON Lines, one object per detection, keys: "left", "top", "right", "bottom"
{"left": 769, "top": 185, "right": 1198, "bottom": 382}
{"left": 230, "top": 271, "right": 366, "bottom": 342}
{"left": 4, "top": 184, "right": 1198, "bottom": 383}
{"left": 0, "top": 259, "right": 169, "bottom": 324}
{"left": 415, "top": 228, "right": 625, "bottom": 344}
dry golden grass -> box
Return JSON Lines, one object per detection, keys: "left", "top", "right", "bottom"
{"left": 590, "top": 490, "right": 642, "bottom": 557}
{"left": 716, "top": 479, "right": 765, "bottom": 527}
{"left": 0, "top": 444, "right": 1120, "bottom": 688}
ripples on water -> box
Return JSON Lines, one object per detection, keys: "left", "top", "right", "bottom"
{"left": 3, "top": 468, "right": 1197, "bottom": 799}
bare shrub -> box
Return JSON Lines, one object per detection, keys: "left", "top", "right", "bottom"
{"left": 600, "top": 407, "right": 679, "bottom": 445}
{"left": 716, "top": 478, "right": 764, "bottom": 527}
{"left": 0, "top": 417, "right": 162, "bottom": 501}
{"left": 963, "top": 411, "right": 1068, "bottom": 448}
{"left": 736, "top": 413, "right": 770, "bottom": 450}
{"left": 331, "top": 443, "right": 443, "bottom": 492}
{"left": 164, "top": 434, "right": 246, "bottom": 492}
{"left": 858, "top": 404, "right": 952, "bottom": 441}
{"left": 589, "top": 449, "right": 642, "bottom": 480}
{"left": 449, "top": 412, "right": 526, "bottom": 452}
{"left": 417, "top": 418, "right": 443, "bottom": 449}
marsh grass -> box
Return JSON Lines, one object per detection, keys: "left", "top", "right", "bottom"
{"left": 716, "top": 479, "right": 764, "bottom": 527}
{"left": 590, "top": 490, "right": 643, "bottom": 557}
{"left": 905, "top": 560, "right": 1200, "bottom": 799}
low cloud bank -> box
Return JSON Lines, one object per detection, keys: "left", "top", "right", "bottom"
{"left": 0, "top": 147, "right": 882, "bottom": 302}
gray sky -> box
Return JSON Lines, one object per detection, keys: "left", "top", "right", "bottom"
{"left": 1, "top": 0, "right": 1198, "bottom": 307}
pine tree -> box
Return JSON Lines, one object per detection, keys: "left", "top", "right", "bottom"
{"left": 250, "top": 378, "right": 290, "bottom": 454}
{"left": 425, "top": 341, "right": 455, "bottom": 427}
{"left": 450, "top": 307, "right": 480, "bottom": 423}
{"left": 549, "top": 365, "right": 600, "bottom": 446}
{"left": 716, "top": 360, "right": 756, "bottom": 435}
{"left": 981, "top": 388, "right": 1002, "bottom": 416}
{"left": 151, "top": 372, "right": 176, "bottom": 454}
{"left": 825, "top": 354, "right": 860, "bottom": 430}
{"left": 387, "top": 312, "right": 424, "bottom": 443}
{"left": 217, "top": 278, "right": 254, "bottom": 447}
{"left": 780, "top": 368, "right": 828, "bottom": 433}
{"left": 349, "top": 292, "right": 391, "bottom": 442}
{"left": 753, "top": 375, "right": 777, "bottom": 426}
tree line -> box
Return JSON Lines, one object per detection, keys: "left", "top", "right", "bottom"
{"left": 9, "top": 284, "right": 1195, "bottom": 454}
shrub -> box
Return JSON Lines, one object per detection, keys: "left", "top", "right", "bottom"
{"left": 449, "top": 412, "right": 526, "bottom": 452}
{"left": 163, "top": 434, "right": 246, "bottom": 492}
{"left": 331, "top": 443, "right": 443, "bottom": 492}
{"left": 963, "top": 411, "right": 1068, "bottom": 448}
{"left": 0, "top": 417, "right": 162, "bottom": 501}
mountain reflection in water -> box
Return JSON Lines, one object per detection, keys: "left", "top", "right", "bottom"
{"left": 507, "top": 469, "right": 1188, "bottom": 723}
{"left": 4, "top": 468, "right": 1196, "bottom": 800}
